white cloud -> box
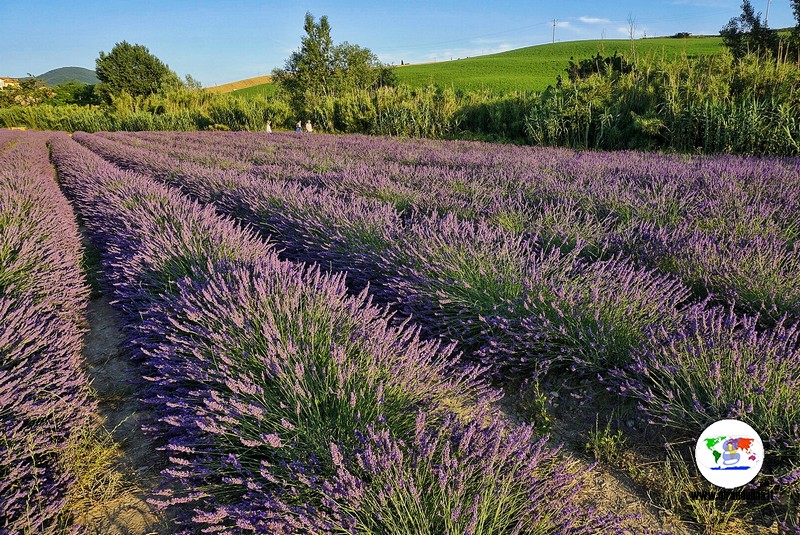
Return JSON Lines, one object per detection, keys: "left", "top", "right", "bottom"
{"left": 556, "top": 21, "right": 572, "bottom": 28}
{"left": 579, "top": 16, "right": 611, "bottom": 24}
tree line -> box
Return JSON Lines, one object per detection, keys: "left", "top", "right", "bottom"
{"left": 2, "top": 4, "right": 800, "bottom": 155}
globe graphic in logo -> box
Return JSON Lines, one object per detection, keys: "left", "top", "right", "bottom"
{"left": 695, "top": 419, "right": 764, "bottom": 488}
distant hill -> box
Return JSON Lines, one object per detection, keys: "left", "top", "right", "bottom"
{"left": 207, "top": 75, "right": 272, "bottom": 93}
{"left": 228, "top": 36, "right": 724, "bottom": 98}
{"left": 37, "top": 67, "right": 99, "bottom": 86}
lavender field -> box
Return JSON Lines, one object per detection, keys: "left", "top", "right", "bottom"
{"left": 3, "top": 129, "right": 800, "bottom": 533}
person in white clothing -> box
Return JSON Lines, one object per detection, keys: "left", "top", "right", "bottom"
{"left": 265, "top": 120, "right": 272, "bottom": 133}
{"left": 305, "top": 120, "right": 313, "bottom": 133}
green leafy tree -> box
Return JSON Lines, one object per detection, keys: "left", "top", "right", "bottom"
{"left": 332, "top": 42, "right": 380, "bottom": 92}
{"left": 95, "top": 41, "right": 179, "bottom": 102}
{"left": 273, "top": 12, "right": 393, "bottom": 116}
{"left": 720, "top": 1, "right": 778, "bottom": 59}
{"left": 49, "top": 81, "right": 101, "bottom": 106}
{"left": 793, "top": 0, "right": 800, "bottom": 43}
{"left": 272, "top": 13, "right": 333, "bottom": 114}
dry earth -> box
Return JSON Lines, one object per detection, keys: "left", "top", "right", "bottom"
{"left": 78, "top": 295, "right": 168, "bottom": 535}
{"left": 206, "top": 75, "right": 272, "bottom": 93}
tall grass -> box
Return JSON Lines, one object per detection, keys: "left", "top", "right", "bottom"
{"left": 0, "top": 91, "right": 291, "bottom": 133}
{"left": 525, "top": 50, "right": 800, "bottom": 155}
{"left": 2, "top": 49, "right": 799, "bottom": 155}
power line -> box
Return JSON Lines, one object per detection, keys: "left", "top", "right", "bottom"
{"left": 374, "top": 6, "right": 750, "bottom": 61}
{"left": 373, "top": 21, "right": 550, "bottom": 53}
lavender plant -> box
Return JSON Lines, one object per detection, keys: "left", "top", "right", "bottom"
{"left": 193, "top": 414, "right": 632, "bottom": 534}
{"left": 0, "top": 131, "right": 93, "bottom": 533}
{"left": 49, "top": 133, "right": 633, "bottom": 533}
{"left": 617, "top": 306, "right": 800, "bottom": 462}
{"left": 68, "top": 129, "right": 800, "bottom": 515}
{"left": 517, "top": 257, "right": 692, "bottom": 371}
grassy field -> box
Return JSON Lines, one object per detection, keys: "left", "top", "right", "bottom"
{"left": 206, "top": 75, "right": 273, "bottom": 94}
{"left": 394, "top": 36, "right": 724, "bottom": 93}
{"left": 232, "top": 83, "right": 278, "bottom": 98}
{"left": 223, "top": 36, "right": 724, "bottom": 98}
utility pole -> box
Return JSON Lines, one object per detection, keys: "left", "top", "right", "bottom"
{"left": 552, "top": 19, "right": 557, "bottom": 43}
{"left": 765, "top": 0, "right": 772, "bottom": 26}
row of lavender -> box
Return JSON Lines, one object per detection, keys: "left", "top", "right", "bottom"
{"left": 72, "top": 131, "right": 800, "bottom": 499}
{"left": 97, "top": 130, "right": 800, "bottom": 323}
{"left": 0, "top": 131, "right": 94, "bottom": 533}
{"left": 111, "top": 129, "right": 800, "bottom": 242}
{"left": 49, "top": 133, "right": 632, "bottom": 533}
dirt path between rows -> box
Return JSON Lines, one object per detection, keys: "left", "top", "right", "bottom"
{"left": 497, "top": 388, "right": 692, "bottom": 534}
{"left": 78, "top": 292, "right": 167, "bottom": 534}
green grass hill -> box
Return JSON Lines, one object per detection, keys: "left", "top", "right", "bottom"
{"left": 207, "top": 75, "right": 272, "bottom": 93}
{"left": 393, "top": 36, "right": 724, "bottom": 93}
{"left": 231, "top": 84, "right": 278, "bottom": 98}
{"left": 230, "top": 36, "right": 724, "bottom": 97}
{"left": 37, "top": 67, "right": 99, "bottom": 86}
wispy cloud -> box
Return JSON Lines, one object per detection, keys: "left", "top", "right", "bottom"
{"left": 616, "top": 26, "right": 649, "bottom": 38}
{"left": 579, "top": 16, "right": 611, "bottom": 24}
{"left": 470, "top": 37, "right": 512, "bottom": 45}
{"left": 421, "top": 42, "right": 517, "bottom": 61}
{"left": 378, "top": 42, "right": 521, "bottom": 65}
{"left": 670, "top": 0, "right": 733, "bottom": 6}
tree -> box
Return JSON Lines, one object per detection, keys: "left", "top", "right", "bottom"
{"left": 793, "top": 0, "right": 800, "bottom": 43}
{"left": 272, "top": 13, "right": 333, "bottom": 114}
{"left": 95, "top": 41, "right": 179, "bottom": 102}
{"left": 50, "top": 81, "right": 101, "bottom": 106}
{"left": 273, "top": 12, "right": 393, "bottom": 116}
{"left": 720, "top": 1, "right": 778, "bottom": 58}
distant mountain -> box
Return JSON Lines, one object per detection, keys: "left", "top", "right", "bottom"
{"left": 37, "top": 67, "right": 99, "bottom": 86}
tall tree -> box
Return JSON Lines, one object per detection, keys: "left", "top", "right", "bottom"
{"left": 272, "top": 13, "right": 334, "bottom": 114}
{"left": 720, "top": 1, "right": 778, "bottom": 58}
{"left": 332, "top": 42, "right": 383, "bottom": 92}
{"left": 793, "top": 0, "right": 800, "bottom": 42}
{"left": 273, "top": 12, "right": 392, "bottom": 116}
{"left": 95, "top": 41, "right": 178, "bottom": 102}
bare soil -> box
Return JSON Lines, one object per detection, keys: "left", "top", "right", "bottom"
{"left": 78, "top": 295, "right": 168, "bottom": 535}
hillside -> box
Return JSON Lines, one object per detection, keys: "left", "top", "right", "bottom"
{"left": 394, "top": 36, "right": 724, "bottom": 93}
{"left": 232, "top": 83, "right": 277, "bottom": 98}
{"left": 206, "top": 75, "right": 272, "bottom": 93}
{"left": 229, "top": 36, "right": 724, "bottom": 98}
{"left": 38, "top": 67, "right": 98, "bottom": 86}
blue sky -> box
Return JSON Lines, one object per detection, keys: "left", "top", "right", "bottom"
{"left": 1, "top": 1, "right": 796, "bottom": 86}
